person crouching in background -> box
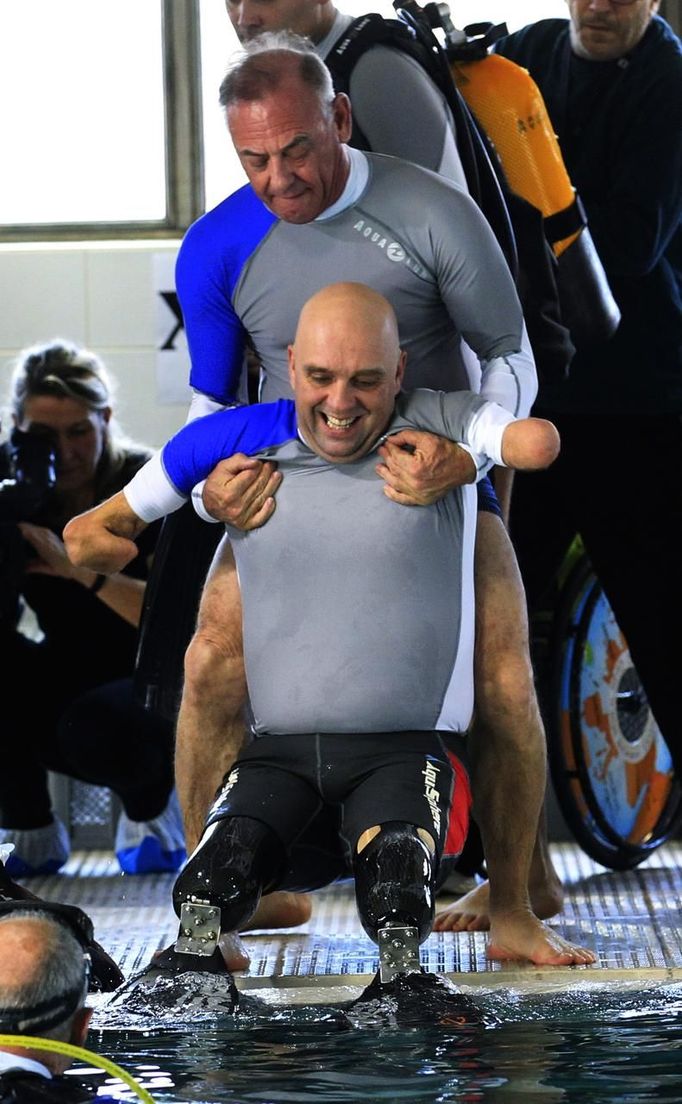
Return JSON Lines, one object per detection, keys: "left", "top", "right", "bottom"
{"left": 0, "top": 340, "right": 184, "bottom": 876}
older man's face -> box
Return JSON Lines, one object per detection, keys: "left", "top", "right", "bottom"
{"left": 228, "top": 79, "right": 351, "bottom": 223}
{"left": 225, "top": 0, "right": 323, "bottom": 43}
{"left": 567, "top": 0, "right": 659, "bottom": 61}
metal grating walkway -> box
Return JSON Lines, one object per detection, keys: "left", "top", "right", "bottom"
{"left": 19, "top": 842, "right": 682, "bottom": 996}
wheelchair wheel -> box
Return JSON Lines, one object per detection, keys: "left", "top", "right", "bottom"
{"left": 548, "top": 554, "right": 682, "bottom": 870}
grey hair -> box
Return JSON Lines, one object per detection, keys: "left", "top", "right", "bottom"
{"left": 0, "top": 910, "right": 87, "bottom": 1041}
{"left": 219, "top": 30, "right": 335, "bottom": 118}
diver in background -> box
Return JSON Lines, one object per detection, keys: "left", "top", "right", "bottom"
{"left": 0, "top": 902, "right": 121, "bottom": 1102}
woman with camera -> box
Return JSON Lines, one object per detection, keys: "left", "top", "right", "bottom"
{"left": 0, "top": 340, "right": 184, "bottom": 877}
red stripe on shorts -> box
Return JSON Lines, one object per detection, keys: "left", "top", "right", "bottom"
{"left": 443, "top": 751, "right": 471, "bottom": 859}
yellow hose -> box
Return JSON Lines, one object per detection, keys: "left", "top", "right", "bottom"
{"left": 0, "top": 1034, "right": 156, "bottom": 1103}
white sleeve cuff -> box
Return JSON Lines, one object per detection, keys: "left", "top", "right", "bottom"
{"left": 186, "top": 391, "right": 226, "bottom": 424}
{"left": 466, "top": 403, "right": 516, "bottom": 468}
{"left": 124, "top": 452, "right": 186, "bottom": 523}
{"left": 191, "top": 481, "right": 221, "bottom": 523}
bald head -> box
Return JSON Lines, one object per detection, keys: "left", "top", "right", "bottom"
{"left": 295, "top": 282, "right": 401, "bottom": 359}
{"left": 288, "top": 283, "right": 406, "bottom": 463}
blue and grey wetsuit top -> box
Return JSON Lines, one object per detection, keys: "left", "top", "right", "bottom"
{"left": 177, "top": 151, "right": 537, "bottom": 420}
{"left": 126, "top": 389, "right": 514, "bottom": 737}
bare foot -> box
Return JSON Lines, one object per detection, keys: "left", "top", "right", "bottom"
{"left": 434, "top": 875, "right": 563, "bottom": 934}
{"left": 219, "top": 931, "right": 251, "bottom": 971}
{"left": 241, "top": 891, "right": 313, "bottom": 932}
{"left": 221, "top": 893, "right": 312, "bottom": 970}
{"left": 487, "top": 908, "right": 596, "bottom": 966}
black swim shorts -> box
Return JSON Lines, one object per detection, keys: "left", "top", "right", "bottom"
{"left": 206, "top": 731, "right": 471, "bottom": 894}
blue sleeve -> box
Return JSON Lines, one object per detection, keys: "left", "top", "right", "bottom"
{"left": 161, "top": 400, "right": 298, "bottom": 495}
{"left": 175, "top": 186, "right": 278, "bottom": 405}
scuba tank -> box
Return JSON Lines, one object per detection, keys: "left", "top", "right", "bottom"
{"left": 397, "top": 2, "right": 621, "bottom": 348}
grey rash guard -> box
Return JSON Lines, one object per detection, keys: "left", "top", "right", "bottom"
{"left": 178, "top": 152, "right": 537, "bottom": 420}
{"left": 126, "top": 389, "right": 515, "bottom": 736}
{"left": 317, "top": 10, "right": 468, "bottom": 189}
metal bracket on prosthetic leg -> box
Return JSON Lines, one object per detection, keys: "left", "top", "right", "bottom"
{"left": 176, "top": 901, "right": 222, "bottom": 957}
{"left": 172, "top": 814, "right": 285, "bottom": 958}
{"left": 378, "top": 922, "right": 421, "bottom": 983}
{"left": 354, "top": 821, "right": 437, "bottom": 982}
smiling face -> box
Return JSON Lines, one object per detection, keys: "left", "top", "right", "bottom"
{"left": 225, "top": 0, "right": 335, "bottom": 44}
{"left": 567, "top": 0, "right": 659, "bottom": 60}
{"left": 228, "top": 70, "right": 351, "bottom": 224}
{"left": 288, "top": 284, "right": 406, "bottom": 464}
{"left": 16, "top": 395, "right": 110, "bottom": 495}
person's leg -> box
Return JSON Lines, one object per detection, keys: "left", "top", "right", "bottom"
{"left": 174, "top": 537, "right": 312, "bottom": 930}
{"left": 170, "top": 736, "right": 325, "bottom": 972}
{"left": 172, "top": 814, "right": 288, "bottom": 971}
{"left": 56, "top": 677, "right": 184, "bottom": 874}
{"left": 57, "top": 678, "right": 174, "bottom": 821}
{"left": 175, "top": 536, "right": 248, "bottom": 853}
{"left": 333, "top": 733, "right": 457, "bottom": 973}
{"left": 434, "top": 513, "right": 595, "bottom": 965}
{"left": 0, "top": 633, "right": 60, "bottom": 828}
{"left": 0, "top": 632, "right": 71, "bottom": 874}
{"left": 355, "top": 822, "right": 438, "bottom": 978}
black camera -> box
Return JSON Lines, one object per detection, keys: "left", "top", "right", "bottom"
{"left": 0, "top": 426, "right": 57, "bottom": 522}
{"left": 0, "top": 427, "right": 57, "bottom": 625}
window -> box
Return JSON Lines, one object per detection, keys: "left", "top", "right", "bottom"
{"left": 0, "top": 0, "right": 202, "bottom": 241}
{"left": 0, "top": 0, "right": 570, "bottom": 240}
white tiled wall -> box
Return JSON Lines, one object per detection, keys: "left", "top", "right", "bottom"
{"left": 0, "top": 242, "right": 190, "bottom": 449}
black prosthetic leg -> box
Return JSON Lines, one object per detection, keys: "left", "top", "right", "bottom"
{"left": 353, "top": 822, "right": 437, "bottom": 983}
{"left": 111, "top": 815, "right": 286, "bottom": 1013}
{"left": 171, "top": 815, "right": 285, "bottom": 965}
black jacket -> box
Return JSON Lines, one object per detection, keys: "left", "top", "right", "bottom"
{"left": 496, "top": 16, "right": 682, "bottom": 414}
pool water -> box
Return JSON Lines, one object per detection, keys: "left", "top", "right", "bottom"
{"left": 87, "top": 980, "right": 682, "bottom": 1103}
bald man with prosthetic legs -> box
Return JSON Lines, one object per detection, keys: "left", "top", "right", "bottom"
{"left": 66, "top": 284, "right": 595, "bottom": 974}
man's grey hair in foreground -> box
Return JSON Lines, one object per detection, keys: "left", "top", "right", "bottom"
{"left": 0, "top": 910, "right": 88, "bottom": 1041}
{"left": 219, "top": 30, "right": 335, "bottom": 117}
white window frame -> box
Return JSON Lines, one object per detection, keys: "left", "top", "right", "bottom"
{"left": 0, "top": 0, "right": 204, "bottom": 244}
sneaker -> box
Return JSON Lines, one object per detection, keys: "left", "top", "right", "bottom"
{"left": 0, "top": 819, "right": 70, "bottom": 876}
{"left": 116, "top": 789, "right": 186, "bottom": 874}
